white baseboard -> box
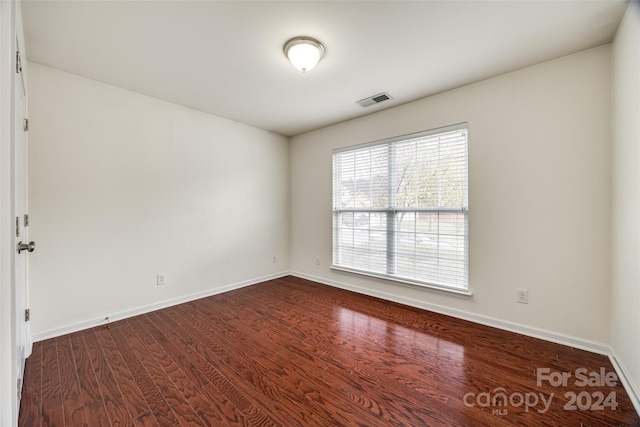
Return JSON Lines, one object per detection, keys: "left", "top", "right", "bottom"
{"left": 31, "top": 271, "right": 289, "bottom": 342}
{"left": 609, "top": 348, "right": 640, "bottom": 415}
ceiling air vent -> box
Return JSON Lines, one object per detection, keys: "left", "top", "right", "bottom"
{"left": 356, "top": 92, "right": 393, "bottom": 108}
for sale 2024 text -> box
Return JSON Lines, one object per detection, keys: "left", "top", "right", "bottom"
{"left": 537, "top": 367, "right": 619, "bottom": 411}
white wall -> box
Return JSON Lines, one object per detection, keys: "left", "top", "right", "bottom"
{"left": 611, "top": 1, "right": 640, "bottom": 406}
{"left": 28, "top": 63, "right": 290, "bottom": 338}
{"left": 290, "top": 46, "right": 612, "bottom": 346}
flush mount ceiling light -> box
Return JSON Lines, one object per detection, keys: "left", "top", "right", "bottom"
{"left": 283, "top": 36, "right": 325, "bottom": 73}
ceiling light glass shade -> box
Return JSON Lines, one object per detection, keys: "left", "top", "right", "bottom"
{"left": 284, "top": 37, "right": 325, "bottom": 73}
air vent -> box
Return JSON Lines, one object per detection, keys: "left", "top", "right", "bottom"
{"left": 356, "top": 92, "right": 393, "bottom": 108}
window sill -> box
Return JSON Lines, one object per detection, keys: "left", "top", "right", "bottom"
{"left": 330, "top": 266, "right": 473, "bottom": 297}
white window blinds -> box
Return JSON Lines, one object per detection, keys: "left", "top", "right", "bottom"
{"left": 332, "top": 123, "right": 469, "bottom": 292}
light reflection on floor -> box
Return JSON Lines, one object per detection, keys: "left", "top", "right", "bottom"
{"left": 333, "top": 305, "right": 466, "bottom": 404}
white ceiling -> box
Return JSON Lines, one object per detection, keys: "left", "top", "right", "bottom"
{"left": 21, "top": 0, "right": 628, "bottom": 137}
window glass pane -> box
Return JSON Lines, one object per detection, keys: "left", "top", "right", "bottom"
{"left": 334, "top": 146, "right": 389, "bottom": 209}
{"left": 415, "top": 213, "right": 438, "bottom": 233}
{"left": 333, "top": 124, "right": 468, "bottom": 291}
{"left": 334, "top": 211, "right": 387, "bottom": 275}
{"left": 394, "top": 141, "right": 420, "bottom": 208}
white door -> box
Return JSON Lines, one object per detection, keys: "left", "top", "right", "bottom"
{"left": 14, "top": 38, "right": 31, "bottom": 398}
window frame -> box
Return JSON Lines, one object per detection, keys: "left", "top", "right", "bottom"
{"left": 331, "top": 123, "right": 470, "bottom": 296}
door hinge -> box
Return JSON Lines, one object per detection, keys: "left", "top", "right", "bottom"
{"left": 23, "top": 118, "right": 29, "bottom": 132}
{"left": 24, "top": 214, "right": 29, "bottom": 227}
{"left": 15, "top": 216, "right": 20, "bottom": 238}
{"left": 17, "top": 379, "right": 22, "bottom": 399}
{"left": 16, "top": 51, "right": 22, "bottom": 74}
{"left": 25, "top": 309, "right": 30, "bottom": 322}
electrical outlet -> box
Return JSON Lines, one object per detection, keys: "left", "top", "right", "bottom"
{"left": 517, "top": 289, "right": 528, "bottom": 304}
{"left": 157, "top": 273, "right": 167, "bottom": 286}
{"left": 315, "top": 256, "right": 320, "bottom": 265}
{"left": 272, "top": 254, "right": 277, "bottom": 263}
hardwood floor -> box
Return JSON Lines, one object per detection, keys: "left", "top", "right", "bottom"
{"left": 19, "top": 276, "right": 640, "bottom": 426}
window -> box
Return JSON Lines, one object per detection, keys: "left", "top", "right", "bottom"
{"left": 332, "top": 123, "right": 468, "bottom": 293}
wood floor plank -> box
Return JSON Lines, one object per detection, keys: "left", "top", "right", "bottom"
{"left": 68, "top": 332, "right": 115, "bottom": 427}
{"left": 55, "top": 335, "right": 89, "bottom": 426}
{"left": 39, "top": 339, "right": 65, "bottom": 427}
{"left": 81, "top": 328, "right": 136, "bottom": 427}
{"left": 82, "top": 399, "right": 112, "bottom": 427}
{"left": 19, "top": 276, "right": 640, "bottom": 426}
{"left": 149, "top": 310, "right": 285, "bottom": 427}
{"left": 133, "top": 411, "right": 160, "bottom": 427}
{"left": 93, "top": 326, "right": 151, "bottom": 420}
{"left": 164, "top": 307, "right": 354, "bottom": 426}
{"left": 176, "top": 293, "right": 499, "bottom": 427}
{"left": 199, "top": 287, "right": 453, "bottom": 404}
{"left": 160, "top": 305, "right": 336, "bottom": 425}
{"left": 160, "top": 312, "right": 310, "bottom": 424}
{"left": 136, "top": 314, "right": 211, "bottom": 389}
{"left": 119, "top": 318, "right": 207, "bottom": 427}
{"left": 107, "top": 322, "right": 178, "bottom": 426}
{"left": 131, "top": 315, "right": 235, "bottom": 427}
